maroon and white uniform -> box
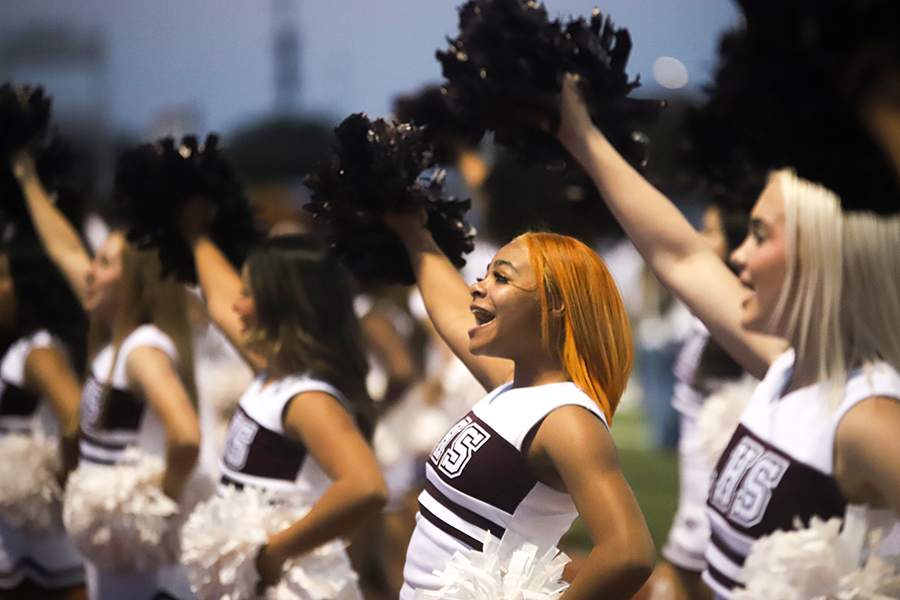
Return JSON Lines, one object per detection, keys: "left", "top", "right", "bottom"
{"left": 79, "top": 325, "right": 175, "bottom": 466}
{"left": 0, "top": 330, "right": 84, "bottom": 590}
{"left": 400, "top": 382, "right": 606, "bottom": 600}
{"left": 219, "top": 373, "right": 363, "bottom": 600}
{"left": 77, "top": 325, "right": 195, "bottom": 600}
{"left": 220, "top": 373, "right": 350, "bottom": 497}
{"left": 704, "top": 350, "right": 900, "bottom": 599}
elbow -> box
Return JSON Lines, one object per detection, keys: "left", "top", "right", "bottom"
{"left": 621, "top": 539, "right": 656, "bottom": 591}
{"left": 352, "top": 475, "right": 389, "bottom": 518}
{"left": 167, "top": 429, "right": 201, "bottom": 469}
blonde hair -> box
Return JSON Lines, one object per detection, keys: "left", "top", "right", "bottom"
{"left": 516, "top": 232, "right": 633, "bottom": 423}
{"left": 88, "top": 239, "right": 197, "bottom": 408}
{"left": 771, "top": 168, "right": 900, "bottom": 409}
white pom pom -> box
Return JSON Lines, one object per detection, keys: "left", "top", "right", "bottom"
{"left": 415, "top": 535, "right": 570, "bottom": 600}
{"left": 696, "top": 376, "right": 756, "bottom": 467}
{"left": 0, "top": 432, "right": 63, "bottom": 533}
{"left": 62, "top": 452, "right": 180, "bottom": 571}
{"left": 182, "top": 485, "right": 360, "bottom": 600}
{"left": 736, "top": 505, "right": 900, "bottom": 600}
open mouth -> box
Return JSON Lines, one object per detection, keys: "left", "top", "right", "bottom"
{"left": 470, "top": 306, "right": 495, "bottom": 327}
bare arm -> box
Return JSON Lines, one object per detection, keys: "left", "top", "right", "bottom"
{"left": 360, "top": 308, "right": 416, "bottom": 407}
{"left": 24, "top": 347, "right": 81, "bottom": 482}
{"left": 384, "top": 212, "right": 513, "bottom": 391}
{"left": 255, "top": 391, "right": 388, "bottom": 586}
{"left": 190, "top": 236, "right": 266, "bottom": 373}
{"left": 834, "top": 396, "right": 900, "bottom": 516}
{"left": 125, "top": 346, "right": 201, "bottom": 500}
{"left": 528, "top": 406, "right": 655, "bottom": 600}
{"left": 10, "top": 152, "right": 92, "bottom": 304}
{"left": 556, "top": 76, "right": 784, "bottom": 378}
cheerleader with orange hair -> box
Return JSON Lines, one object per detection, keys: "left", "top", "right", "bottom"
{"left": 384, "top": 211, "right": 655, "bottom": 600}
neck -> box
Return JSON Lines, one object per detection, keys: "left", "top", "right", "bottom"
{"left": 512, "top": 351, "right": 569, "bottom": 389}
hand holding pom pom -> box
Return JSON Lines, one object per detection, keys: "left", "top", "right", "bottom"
{"left": 437, "top": 0, "right": 663, "bottom": 170}
{"left": 304, "top": 113, "right": 475, "bottom": 285}
{"left": 0, "top": 84, "right": 51, "bottom": 157}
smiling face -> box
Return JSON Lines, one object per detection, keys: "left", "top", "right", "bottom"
{"left": 730, "top": 178, "right": 790, "bottom": 335}
{"left": 83, "top": 233, "right": 125, "bottom": 319}
{"left": 467, "top": 241, "right": 545, "bottom": 361}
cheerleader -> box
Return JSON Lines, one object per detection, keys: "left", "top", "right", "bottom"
{"left": 10, "top": 151, "right": 201, "bottom": 600}
{"left": 0, "top": 230, "right": 86, "bottom": 598}
{"left": 180, "top": 211, "right": 387, "bottom": 598}
{"left": 383, "top": 212, "right": 655, "bottom": 600}
{"left": 557, "top": 74, "right": 900, "bottom": 599}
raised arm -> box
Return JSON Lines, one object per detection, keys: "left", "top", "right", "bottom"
{"left": 384, "top": 212, "right": 513, "bottom": 392}
{"left": 10, "top": 152, "right": 92, "bottom": 304}
{"left": 125, "top": 346, "right": 201, "bottom": 500}
{"left": 255, "top": 390, "right": 388, "bottom": 589}
{"left": 24, "top": 346, "right": 81, "bottom": 482}
{"left": 556, "top": 76, "right": 783, "bottom": 378}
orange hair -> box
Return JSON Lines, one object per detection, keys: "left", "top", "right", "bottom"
{"left": 516, "top": 232, "right": 633, "bottom": 423}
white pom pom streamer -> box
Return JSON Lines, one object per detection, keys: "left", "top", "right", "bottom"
{"left": 414, "top": 535, "right": 571, "bottom": 600}
{"left": 182, "top": 485, "right": 361, "bottom": 600}
{"left": 62, "top": 451, "right": 180, "bottom": 571}
{"left": 0, "top": 432, "right": 63, "bottom": 533}
{"left": 736, "top": 505, "right": 900, "bottom": 600}
{"left": 696, "top": 375, "right": 756, "bottom": 467}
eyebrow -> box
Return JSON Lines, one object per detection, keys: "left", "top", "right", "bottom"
{"left": 490, "top": 259, "right": 518, "bottom": 272}
{"left": 749, "top": 217, "right": 770, "bottom": 234}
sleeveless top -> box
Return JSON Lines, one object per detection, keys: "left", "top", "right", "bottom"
{"left": 79, "top": 325, "right": 178, "bottom": 466}
{"left": 704, "top": 350, "right": 900, "bottom": 598}
{"left": 400, "top": 381, "right": 607, "bottom": 600}
{"left": 0, "top": 330, "right": 62, "bottom": 435}
{"left": 219, "top": 373, "right": 352, "bottom": 498}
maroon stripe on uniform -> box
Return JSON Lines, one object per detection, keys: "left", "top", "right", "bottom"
{"left": 706, "top": 562, "right": 741, "bottom": 592}
{"left": 429, "top": 412, "right": 536, "bottom": 515}
{"left": 709, "top": 530, "right": 746, "bottom": 566}
{"left": 418, "top": 503, "right": 483, "bottom": 551}
{"left": 424, "top": 480, "right": 506, "bottom": 538}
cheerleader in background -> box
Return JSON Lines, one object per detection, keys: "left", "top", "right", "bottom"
{"left": 650, "top": 200, "right": 756, "bottom": 600}
{"left": 557, "top": 74, "right": 900, "bottom": 600}
{"left": 179, "top": 202, "right": 387, "bottom": 598}
{"left": 10, "top": 151, "right": 201, "bottom": 600}
{"left": 0, "top": 225, "right": 86, "bottom": 599}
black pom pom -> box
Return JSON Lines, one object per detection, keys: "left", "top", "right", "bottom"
{"left": 114, "top": 133, "right": 260, "bottom": 282}
{"left": 394, "top": 85, "right": 485, "bottom": 165}
{"left": 437, "top": 0, "right": 663, "bottom": 169}
{"left": 0, "top": 84, "right": 51, "bottom": 157}
{"left": 695, "top": 0, "right": 900, "bottom": 214}
{"left": 303, "top": 113, "right": 475, "bottom": 284}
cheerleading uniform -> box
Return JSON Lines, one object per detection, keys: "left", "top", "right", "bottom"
{"left": 703, "top": 350, "right": 900, "bottom": 599}
{"left": 0, "top": 330, "right": 85, "bottom": 590}
{"left": 218, "top": 372, "right": 363, "bottom": 600}
{"left": 400, "top": 381, "right": 606, "bottom": 600}
{"left": 663, "top": 319, "right": 746, "bottom": 573}
{"left": 76, "top": 324, "right": 196, "bottom": 600}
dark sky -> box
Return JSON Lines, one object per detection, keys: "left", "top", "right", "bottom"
{"left": 0, "top": 0, "right": 740, "bottom": 136}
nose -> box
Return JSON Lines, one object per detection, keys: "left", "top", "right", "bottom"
{"left": 730, "top": 235, "right": 750, "bottom": 273}
{"left": 469, "top": 278, "right": 486, "bottom": 298}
